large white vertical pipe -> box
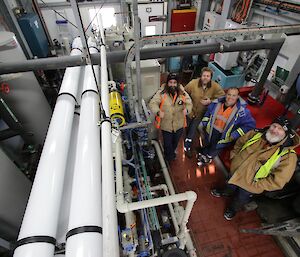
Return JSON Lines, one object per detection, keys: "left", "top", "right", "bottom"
{"left": 56, "top": 112, "right": 80, "bottom": 245}
{"left": 56, "top": 66, "right": 86, "bottom": 246}
{"left": 13, "top": 39, "right": 83, "bottom": 257}
{"left": 101, "top": 45, "right": 119, "bottom": 257}
{"left": 65, "top": 43, "right": 102, "bottom": 257}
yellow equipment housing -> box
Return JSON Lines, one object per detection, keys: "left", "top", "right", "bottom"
{"left": 109, "top": 90, "right": 125, "bottom": 126}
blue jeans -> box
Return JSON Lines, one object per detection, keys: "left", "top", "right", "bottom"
{"left": 162, "top": 128, "right": 183, "bottom": 161}
{"left": 184, "top": 117, "right": 201, "bottom": 150}
{"left": 224, "top": 184, "right": 253, "bottom": 211}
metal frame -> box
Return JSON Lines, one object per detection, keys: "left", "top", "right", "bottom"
{"left": 221, "top": 0, "right": 235, "bottom": 20}
{"left": 0, "top": 37, "right": 287, "bottom": 75}
{"left": 38, "top": 0, "right": 121, "bottom": 9}
{"left": 125, "top": 25, "right": 296, "bottom": 113}
{"left": 195, "top": 0, "right": 210, "bottom": 30}
{"left": 132, "top": 0, "right": 143, "bottom": 113}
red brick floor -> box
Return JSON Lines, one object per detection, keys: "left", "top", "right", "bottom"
{"left": 168, "top": 140, "right": 285, "bottom": 257}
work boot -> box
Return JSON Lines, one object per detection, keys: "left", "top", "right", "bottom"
{"left": 210, "top": 188, "right": 233, "bottom": 198}
{"left": 224, "top": 208, "right": 236, "bottom": 221}
{"left": 197, "top": 154, "right": 212, "bottom": 166}
{"left": 184, "top": 138, "right": 193, "bottom": 158}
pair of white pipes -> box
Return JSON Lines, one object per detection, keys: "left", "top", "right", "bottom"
{"left": 13, "top": 38, "right": 83, "bottom": 257}
{"left": 13, "top": 38, "right": 106, "bottom": 257}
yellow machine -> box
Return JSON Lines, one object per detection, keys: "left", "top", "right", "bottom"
{"left": 109, "top": 90, "right": 126, "bottom": 126}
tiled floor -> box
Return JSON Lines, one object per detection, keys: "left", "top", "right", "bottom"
{"left": 168, "top": 142, "right": 285, "bottom": 257}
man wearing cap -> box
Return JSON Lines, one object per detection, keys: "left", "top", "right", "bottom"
{"left": 184, "top": 67, "right": 225, "bottom": 158}
{"left": 149, "top": 73, "right": 192, "bottom": 161}
{"left": 211, "top": 118, "right": 299, "bottom": 220}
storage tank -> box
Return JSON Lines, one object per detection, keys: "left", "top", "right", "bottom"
{"left": 0, "top": 31, "right": 52, "bottom": 145}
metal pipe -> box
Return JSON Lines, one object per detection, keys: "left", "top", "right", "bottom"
{"left": 13, "top": 39, "right": 83, "bottom": 257}
{"left": 66, "top": 47, "right": 102, "bottom": 257}
{"left": 100, "top": 45, "right": 119, "bottom": 257}
{"left": 132, "top": 0, "right": 143, "bottom": 115}
{"left": 0, "top": 128, "right": 18, "bottom": 141}
{"left": 0, "top": 98, "right": 33, "bottom": 144}
{"left": 248, "top": 39, "right": 285, "bottom": 102}
{"left": 0, "top": 38, "right": 286, "bottom": 75}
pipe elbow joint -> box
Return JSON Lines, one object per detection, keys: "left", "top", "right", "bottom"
{"left": 186, "top": 191, "right": 197, "bottom": 202}
{"left": 117, "top": 201, "right": 130, "bottom": 213}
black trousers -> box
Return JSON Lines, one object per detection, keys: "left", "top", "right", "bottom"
{"left": 162, "top": 128, "right": 183, "bottom": 161}
{"left": 201, "top": 128, "right": 222, "bottom": 158}
{"left": 184, "top": 117, "right": 201, "bottom": 150}
{"left": 224, "top": 184, "right": 253, "bottom": 211}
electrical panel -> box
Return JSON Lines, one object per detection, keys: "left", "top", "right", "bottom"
{"left": 203, "top": 11, "right": 223, "bottom": 30}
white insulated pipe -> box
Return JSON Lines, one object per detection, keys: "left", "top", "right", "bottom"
{"left": 100, "top": 45, "right": 119, "bottom": 257}
{"left": 13, "top": 39, "right": 83, "bottom": 257}
{"left": 149, "top": 185, "right": 180, "bottom": 234}
{"left": 65, "top": 45, "right": 102, "bottom": 257}
{"left": 151, "top": 140, "right": 197, "bottom": 257}
{"left": 116, "top": 138, "right": 197, "bottom": 252}
{"left": 116, "top": 138, "right": 138, "bottom": 256}
{"left": 56, "top": 112, "right": 80, "bottom": 245}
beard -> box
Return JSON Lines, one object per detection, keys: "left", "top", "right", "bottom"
{"left": 265, "top": 130, "right": 285, "bottom": 144}
{"left": 166, "top": 85, "right": 177, "bottom": 95}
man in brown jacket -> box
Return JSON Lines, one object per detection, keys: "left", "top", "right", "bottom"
{"left": 211, "top": 117, "right": 299, "bottom": 220}
{"left": 149, "top": 73, "right": 192, "bottom": 161}
{"left": 184, "top": 67, "right": 225, "bottom": 158}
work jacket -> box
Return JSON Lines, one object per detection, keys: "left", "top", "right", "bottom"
{"left": 201, "top": 96, "right": 256, "bottom": 149}
{"left": 149, "top": 85, "right": 192, "bottom": 133}
{"left": 184, "top": 78, "right": 225, "bottom": 119}
{"left": 229, "top": 129, "right": 300, "bottom": 194}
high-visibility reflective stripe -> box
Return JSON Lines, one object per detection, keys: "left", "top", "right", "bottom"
{"left": 154, "top": 92, "right": 187, "bottom": 129}
{"left": 154, "top": 93, "right": 167, "bottom": 129}
{"left": 240, "top": 132, "right": 263, "bottom": 152}
{"left": 240, "top": 132, "right": 296, "bottom": 181}
{"left": 237, "top": 128, "right": 245, "bottom": 136}
{"left": 202, "top": 117, "right": 209, "bottom": 122}
{"left": 254, "top": 148, "right": 296, "bottom": 181}
{"left": 214, "top": 103, "right": 234, "bottom": 131}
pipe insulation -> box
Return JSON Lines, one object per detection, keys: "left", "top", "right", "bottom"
{"left": 13, "top": 38, "right": 83, "bottom": 257}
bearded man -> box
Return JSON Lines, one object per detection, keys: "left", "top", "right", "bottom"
{"left": 211, "top": 117, "right": 299, "bottom": 220}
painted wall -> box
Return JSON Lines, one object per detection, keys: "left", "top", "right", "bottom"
{"left": 0, "top": 148, "right": 31, "bottom": 241}
{"left": 39, "top": 3, "right": 122, "bottom": 45}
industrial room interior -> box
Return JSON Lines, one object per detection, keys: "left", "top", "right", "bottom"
{"left": 1, "top": 0, "right": 300, "bottom": 257}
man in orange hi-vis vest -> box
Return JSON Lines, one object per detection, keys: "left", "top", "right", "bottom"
{"left": 198, "top": 87, "right": 255, "bottom": 166}
{"left": 149, "top": 73, "right": 192, "bottom": 162}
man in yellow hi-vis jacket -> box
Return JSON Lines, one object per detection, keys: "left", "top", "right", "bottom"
{"left": 211, "top": 117, "right": 299, "bottom": 220}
